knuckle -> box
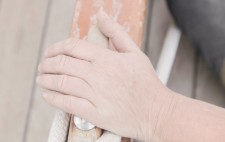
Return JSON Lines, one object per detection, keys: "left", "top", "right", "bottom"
{"left": 57, "top": 75, "right": 67, "bottom": 91}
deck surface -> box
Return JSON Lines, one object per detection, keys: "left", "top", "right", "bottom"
{"left": 0, "top": 0, "right": 224, "bottom": 142}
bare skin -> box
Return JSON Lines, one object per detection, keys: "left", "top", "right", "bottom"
{"left": 36, "top": 11, "right": 225, "bottom": 142}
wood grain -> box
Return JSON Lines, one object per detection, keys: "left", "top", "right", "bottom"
{"left": 0, "top": 0, "right": 49, "bottom": 141}
{"left": 25, "top": 0, "right": 76, "bottom": 142}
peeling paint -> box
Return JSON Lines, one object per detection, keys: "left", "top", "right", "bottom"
{"left": 74, "top": 1, "right": 82, "bottom": 39}
{"left": 71, "top": 0, "right": 146, "bottom": 47}
{"left": 90, "top": 0, "right": 105, "bottom": 27}
{"left": 112, "top": 0, "right": 122, "bottom": 21}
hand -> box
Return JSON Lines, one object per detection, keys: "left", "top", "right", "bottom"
{"left": 36, "top": 10, "right": 177, "bottom": 141}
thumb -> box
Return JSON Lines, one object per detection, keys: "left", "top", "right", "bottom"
{"left": 97, "top": 10, "right": 138, "bottom": 53}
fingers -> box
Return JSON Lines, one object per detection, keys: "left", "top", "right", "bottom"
{"left": 97, "top": 10, "right": 139, "bottom": 53}
{"left": 36, "top": 74, "right": 93, "bottom": 100}
{"left": 38, "top": 55, "right": 92, "bottom": 79}
{"left": 42, "top": 90, "right": 96, "bottom": 120}
{"left": 45, "top": 38, "right": 109, "bottom": 62}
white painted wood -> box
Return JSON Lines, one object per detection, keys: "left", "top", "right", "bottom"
{"left": 156, "top": 24, "right": 181, "bottom": 85}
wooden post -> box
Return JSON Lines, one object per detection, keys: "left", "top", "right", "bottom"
{"left": 68, "top": 0, "right": 147, "bottom": 141}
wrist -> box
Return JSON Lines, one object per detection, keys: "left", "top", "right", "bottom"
{"left": 145, "top": 87, "right": 181, "bottom": 142}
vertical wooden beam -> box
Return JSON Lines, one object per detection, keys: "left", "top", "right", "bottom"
{"left": 67, "top": 0, "right": 147, "bottom": 141}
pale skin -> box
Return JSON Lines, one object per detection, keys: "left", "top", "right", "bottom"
{"left": 36, "top": 11, "right": 225, "bottom": 142}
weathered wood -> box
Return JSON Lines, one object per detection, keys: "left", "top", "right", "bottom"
{"left": 68, "top": 0, "right": 147, "bottom": 141}
{"left": 195, "top": 57, "right": 225, "bottom": 108}
{"left": 25, "top": 0, "right": 76, "bottom": 142}
{"left": 70, "top": 0, "right": 146, "bottom": 47}
{"left": 0, "top": 0, "right": 49, "bottom": 141}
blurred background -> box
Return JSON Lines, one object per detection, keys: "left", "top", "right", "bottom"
{"left": 0, "top": 0, "right": 224, "bottom": 142}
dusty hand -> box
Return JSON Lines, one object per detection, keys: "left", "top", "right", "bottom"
{"left": 37, "top": 11, "right": 175, "bottom": 141}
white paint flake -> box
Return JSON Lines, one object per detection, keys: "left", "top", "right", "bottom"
{"left": 112, "top": 0, "right": 122, "bottom": 21}
{"left": 74, "top": 1, "right": 82, "bottom": 39}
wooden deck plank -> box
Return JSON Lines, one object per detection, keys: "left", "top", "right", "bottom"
{"left": 167, "top": 36, "right": 195, "bottom": 98}
{"left": 195, "top": 57, "right": 225, "bottom": 108}
{"left": 25, "top": 0, "right": 76, "bottom": 142}
{"left": 0, "top": 0, "right": 49, "bottom": 141}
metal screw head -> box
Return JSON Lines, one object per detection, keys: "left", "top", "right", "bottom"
{"left": 74, "top": 116, "right": 95, "bottom": 131}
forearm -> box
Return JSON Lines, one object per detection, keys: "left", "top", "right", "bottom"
{"left": 151, "top": 92, "right": 225, "bottom": 142}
